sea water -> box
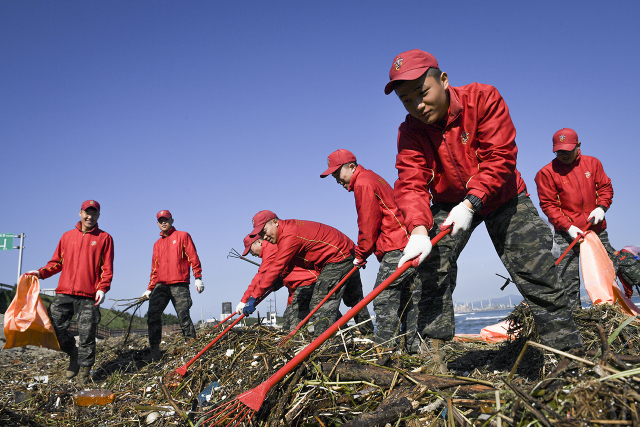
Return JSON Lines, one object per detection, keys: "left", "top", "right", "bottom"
{"left": 454, "top": 296, "right": 640, "bottom": 335}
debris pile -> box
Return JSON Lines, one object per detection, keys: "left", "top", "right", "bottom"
{"left": 1, "top": 303, "right": 640, "bottom": 426}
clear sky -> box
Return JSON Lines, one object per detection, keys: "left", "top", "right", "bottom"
{"left": 1, "top": 1, "right": 639, "bottom": 322}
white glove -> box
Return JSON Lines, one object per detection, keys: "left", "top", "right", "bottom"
{"left": 142, "top": 290, "right": 152, "bottom": 299}
{"left": 398, "top": 234, "right": 433, "bottom": 267}
{"left": 24, "top": 270, "right": 40, "bottom": 278}
{"left": 441, "top": 202, "right": 474, "bottom": 236}
{"left": 195, "top": 278, "right": 204, "bottom": 293}
{"left": 94, "top": 290, "right": 105, "bottom": 306}
{"left": 353, "top": 258, "right": 366, "bottom": 268}
{"left": 236, "top": 301, "right": 246, "bottom": 315}
{"left": 588, "top": 207, "right": 605, "bottom": 225}
{"left": 567, "top": 225, "right": 585, "bottom": 240}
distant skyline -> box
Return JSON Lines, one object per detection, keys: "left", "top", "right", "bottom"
{"left": 1, "top": 2, "right": 639, "bottom": 321}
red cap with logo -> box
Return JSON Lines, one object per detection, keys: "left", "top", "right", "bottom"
{"left": 384, "top": 49, "right": 440, "bottom": 95}
{"left": 552, "top": 128, "right": 579, "bottom": 152}
{"left": 80, "top": 200, "right": 101, "bottom": 212}
{"left": 250, "top": 210, "right": 278, "bottom": 236}
{"left": 242, "top": 233, "right": 261, "bottom": 256}
{"left": 157, "top": 210, "right": 172, "bottom": 220}
{"left": 320, "top": 149, "right": 357, "bottom": 178}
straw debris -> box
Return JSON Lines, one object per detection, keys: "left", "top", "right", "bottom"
{"left": 1, "top": 303, "right": 640, "bottom": 426}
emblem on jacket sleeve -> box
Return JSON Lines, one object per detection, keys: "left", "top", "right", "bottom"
{"left": 394, "top": 57, "right": 404, "bottom": 70}
{"left": 585, "top": 171, "right": 591, "bottom": 178}
{"left": 461, "top": 132, "right": 469, "bottom": 144}
{"left": 173, "top": 240, "right": 177, "bottom": 244}
{"left": 91, "top": 241, "right": 97, "bottom": 246}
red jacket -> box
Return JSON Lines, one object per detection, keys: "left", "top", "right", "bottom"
{"left": 148, "top": 227, "right": 202, "bottom": 291}
{"left": 394, "top": 83, "right": 527, "bottom": 232}
{"left": 241, "top": 241, "right": 317, "bottom": 303}
{"left": 535, "top": 152, "right": 613, "bottom": 234}
{"left": 348, "top": 165, "right": 409, "bottom": 261}
{"left": 249, "top": 220, "right": 354, "bottom": 299}
{"left": 39, "top": 222, "right": 114, "bottom": 298}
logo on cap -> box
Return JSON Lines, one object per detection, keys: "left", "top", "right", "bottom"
{"left": 394, "top": 57, "right": 404, "bottom": 70}
{"left": 160, "top": 211, "right": 165, "bottom": 216}
{"left": 559, "top": 134, "right": 566, "bottom": 142}
{"left": 252, "top": 219, "right": 255, "bottom": 226}
{"left": 327, "top": 157, "right": 331, "bottom": 166}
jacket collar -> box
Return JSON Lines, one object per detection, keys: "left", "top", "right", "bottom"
{"left": 347, "top": 165, "right": 364, "bottom": 192}
{"left": 75, "top": 221, "right": 100, "bottom": 235}
{"left": 160, "top": 227, "right": 176, "bottom": 238}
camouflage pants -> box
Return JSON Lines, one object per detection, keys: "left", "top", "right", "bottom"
{"left": 407, "top": 193, "right": 582, "bottom": 352}
{"left": 48, "top": 294, "right": 101, "bottom": 367}
{"left": 372, "top": 250, "right": 415, "bottom": 346}
{"left": 281, "top": 284, "right": 315, "bottom": 331}
{"left": 555, "top": 229, "right": 616, "bottom": 310}
{"left": 147, "top": 283, "right": 196, "bottom": 348}
{"left": 309, "top": 257, "right": 373, "bottom": 337}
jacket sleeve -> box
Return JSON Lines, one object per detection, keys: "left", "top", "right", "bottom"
{"left": 594, "top": 159, "right": 613, "bottom": 210}
{"left": 354, "top": 181, "right": 382, "bottom": 261}
{"left": 535, "top": 167, "right": 572, "bottom": 231}
{"left": 465, "top": 87, "right": 518, "bottom": 204}
{"left": 395, "top": 128, "right": 435, "bottom": 232}
{"left": 250, "top": 235, "right": 300, "bottom": 300}
{"left": 38, "top": 238, "right": 65, "bottom": 280}
{"left": 241, "top": 244, "right": 278, "bottom": 303}
{"left": 148, "top": 242, "right": 159, "bottom": 291}
{"left": 184, "top": 233, "right": 202, "bottom": 279}
{"left": 97, "top": 234, "right": 114, "bottom": 293}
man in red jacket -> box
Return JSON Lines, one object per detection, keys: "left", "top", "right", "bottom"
{"left": 320, "top": 149, "right": 413, "bottom": 347}
{"left": 142, "top": 210, "right": 204, "bottom": 361}
{"left": 236, "top": 233, "right": 317, "bottom": 331}
{"left": 535, "top": 128, "right": 615, "bottom": 309}
{"left": 385, "top": 49, "right": 582, "bottom": 354}
{"left": 25, "top": 200, "right": 114, "bottom": 384}
{"left": 246, "top": 210, "right": 373, "bottom": 337}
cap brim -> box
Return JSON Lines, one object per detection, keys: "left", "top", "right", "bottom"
{"left": 242, "top": 246, "right": 251, "bottom": 256}
{"left": 553, "top": 143, "right": 578, "bottom": 152}
{"left": 384, "top": 66, "right": 430, "bottom": 95}
{"left": 320, "top": 164, "right": 341, "bottom": 178}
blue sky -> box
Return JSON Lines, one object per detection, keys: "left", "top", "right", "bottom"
{"left": 1, "top": 1, "right": 639, "bottom": 322}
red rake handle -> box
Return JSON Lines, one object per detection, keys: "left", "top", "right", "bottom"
{"left": 283, "top": 265, "right": 359, "bottom": 340}
{"left": 176, "top": 287, "right": 274, "bottom": 373}
{"left": 262, "top": 228, "right": 451, "bottom": 389}
{"left": 555, "top": 221, "right": 593, "bottom": 266}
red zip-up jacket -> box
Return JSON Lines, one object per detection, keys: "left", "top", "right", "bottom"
{"left": 348, "top": 165, "right": 409, "bottom": 261}
{"left": 39, "top": 222, "right": 114, "bottom": 298}
{"left": 249, "top": 220, "right": 354, "bottom": 299}
{"left": 148, "top": 227, "right": 202, "bottom": 291}
{"left": 394, "top": 83, "right": 527, "bottom": 232}
{"left": 535, "top": 152, "right": 613, "bottom": 234}
{"left": 241, "top": 241, "right": 317, "bottom": 303}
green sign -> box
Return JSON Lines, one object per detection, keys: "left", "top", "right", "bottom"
{"left": 0, "top": 234, "right": 14, "bottom": 251}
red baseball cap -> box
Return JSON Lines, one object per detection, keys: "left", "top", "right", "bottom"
{"left": 242, "top": 233, "right": 261, "bottom": 256}
{"left": 320, "top": 149, "right": 357, "bottom": 178}
{"left": 552, "top": 128, "right": 579, "bottom": 152}
{"left": 250, "top": 210, "right": 278, "bottom": 236}
{"left": 80, "top": 200, "right": 100, "bottom": 212}
{"left": 384, "top": 49, "right": 440, "bottom": 95}
{"left": 157, "top": 210, "right": 172, "bottom": 220}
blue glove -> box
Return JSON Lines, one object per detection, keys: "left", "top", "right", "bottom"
{"left": 243, "top": 297, "right": 256, "bottom": 316}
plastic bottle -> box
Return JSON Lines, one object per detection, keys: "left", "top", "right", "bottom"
{"left": 73, "top": 389, "right": 115, "bottom": 406}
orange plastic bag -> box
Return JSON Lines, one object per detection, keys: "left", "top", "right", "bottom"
{"left": 3, "top": 275, "right": 61, "bottom": 351}
{"left": 580, "top": 231, "right": 640, "bottom": 316}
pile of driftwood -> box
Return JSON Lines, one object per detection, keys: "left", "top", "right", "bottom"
{"left": 1, "top": 303, "right": 640, "bottom": 426}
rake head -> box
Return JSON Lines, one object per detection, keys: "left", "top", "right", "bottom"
{"left": 276, "top": 329, "right": 296, "bottom": 347}
{"left": 203, "top": 383, "right": 269, "bottom": 426}
{"left": 163, "top": 367, "right": 187, "bottom": 390}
